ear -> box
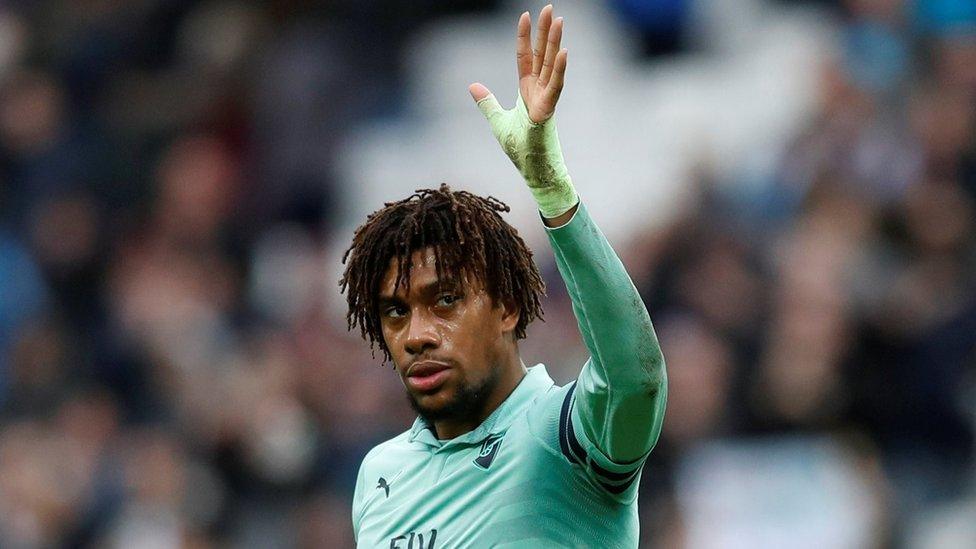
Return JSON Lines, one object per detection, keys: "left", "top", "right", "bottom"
{"left": 498, "top": 298, "right": 521, "bottom": 335}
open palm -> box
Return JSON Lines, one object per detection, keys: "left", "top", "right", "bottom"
{"left": 469, "top": 4, "right": 567, "bottom": 124}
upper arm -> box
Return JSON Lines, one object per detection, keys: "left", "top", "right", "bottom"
{"left": 555, "top": 380, "right": 660, "bottom": 500}
{"left": 574, "top": 355, "right": 667, "bottom": 463}
{"left": 526, "top": 381, "right": 660, "bottom": 501}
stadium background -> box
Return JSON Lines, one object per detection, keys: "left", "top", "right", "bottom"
{"left": 0, "top": 0, "right": 974, "bottom": 546}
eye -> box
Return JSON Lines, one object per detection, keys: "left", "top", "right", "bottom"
{"left": 383, "top": 304, "right": 408, "bottom": 319}
{"left": 436, "top": 293, "right": 460, "bottom": 307}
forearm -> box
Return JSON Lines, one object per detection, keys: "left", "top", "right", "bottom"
{"left": 546, "top": 203, "right": 667, "bottom": 462}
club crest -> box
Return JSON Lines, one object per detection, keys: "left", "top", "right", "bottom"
{"left": 474, "top": 434, "right": 504, "bottom": 470}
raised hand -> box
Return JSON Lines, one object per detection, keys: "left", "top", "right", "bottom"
{"left": 469, "top": 4, "right": 567, "bottom": 124}
{"left": 468, "top": 5, "right": 578, "bottom": 220}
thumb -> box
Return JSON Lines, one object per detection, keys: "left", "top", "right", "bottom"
{"left": 469, "top": 83, "right": 503, "bottom": 120}
{"left": 468, "top": 82, "right": 492, "bottom": 102}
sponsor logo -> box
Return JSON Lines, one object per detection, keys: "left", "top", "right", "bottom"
{"left": 389, "top": 529, "right": 437, "bottom": 548}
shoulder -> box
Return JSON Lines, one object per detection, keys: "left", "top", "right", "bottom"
{"left": 359, "top": 429, "right": 414, "bottom": 473}
{"left": 529, "top": 379, "right": 575, "bottom": 417}
{"left": 523, "top": 381, "right": 575, "bottom": 454}
{"left": 353, "top": 430, "right": 413, "bottom": 510}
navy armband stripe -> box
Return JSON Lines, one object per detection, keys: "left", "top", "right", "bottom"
{"left": 561, "top": 381, "right": 644, "bottom": 495}
{"left": 598, "top": 473, "right": 640, "bottom": 494}
{"left": 563, "top": 390, "right": 588, "bottom": 466}
{"left": 558, "top": 382, "right": 581, "bottom": 466}
{"left": 590, "top": 460, "right": 643, "bottom": 482}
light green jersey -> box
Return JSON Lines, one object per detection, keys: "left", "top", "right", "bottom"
{"left": 352, "top": 203, "right": 667, "bottom": 548}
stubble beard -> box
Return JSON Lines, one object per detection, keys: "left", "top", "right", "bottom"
{"left": 406, "top": 365, "right": 503, "bottom": 427}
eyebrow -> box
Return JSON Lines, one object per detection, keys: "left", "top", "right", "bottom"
{"left": 378, "top": 278, "right": 460, "bottom": 304}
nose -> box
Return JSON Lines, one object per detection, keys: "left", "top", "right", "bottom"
{"left": 404, "top": 311, "right": 440, "bottom": 355}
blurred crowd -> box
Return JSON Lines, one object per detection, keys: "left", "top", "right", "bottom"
{"left": 0, "top": 0, "right": 974, "bottom": 548}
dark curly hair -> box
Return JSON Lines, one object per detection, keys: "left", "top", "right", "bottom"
{"left": 340, "top": 184, "right": 545, "bottom": 361}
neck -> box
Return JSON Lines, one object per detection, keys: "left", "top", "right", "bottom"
{"left": 433, "top": 351, "right": 526, "bottom": 440}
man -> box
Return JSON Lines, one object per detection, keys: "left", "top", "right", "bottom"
{"left": 343, "top": 5, "right": 667, "bottom": 547}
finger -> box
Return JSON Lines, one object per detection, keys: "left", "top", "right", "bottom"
{"left": 531, "top": 4, "right": 553, "bottom": 77}
{"left": 539, "top": 17, "right": 563, "bottom": 86}
{"left": 545, "top": 48, "right": 568, "bottom": 104}
{"left": 516, "top": 12, "right": 532, "bottom": 80}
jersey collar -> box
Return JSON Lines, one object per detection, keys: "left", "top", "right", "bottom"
{"left": 408, "top": 363, "right": 554, "bottom": 449}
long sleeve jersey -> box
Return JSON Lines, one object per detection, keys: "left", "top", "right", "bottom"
{"left": 352, "top": 202, "right": 667, "bottom": 548}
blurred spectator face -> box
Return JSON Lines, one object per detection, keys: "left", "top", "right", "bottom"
{"left": 0, "top": 10, "right": 28, "bottom": 77}
{"left": 903, "top": 178, "right": 974, "bottom": 255}
{"left": 29, "top": 193, "right": 100, "bottom": 271}
{"left": 56, "top": 390, "right": 120, "bottom": 460}
{"left": 0, "top": 71, "right": 64, "bottom": 156}
{"left": 123, "top": 431, "right": 186, "bottom": 507}
{"left": 378, "top": 248, "right": 519, "bottom": 426}
{"left": 0, "top": 422, "right": 68, "bottom": 546}
{"left": 155, "top": 135, "right": 239, "bottom": 245}
{"left": 935, "top": 34, "right": 976, "bottom": 91}
{"left": 880, "top": 178, "right": 974, "bottom": 332}
{"left": 177, "top": 2, "right": 263, "bottom": 73}
{"left": 0, "top": 408, "right": 113, "bottom": 547}
{"left": 846, "top": 0, "right": 904, "bottom": 22}
{"left": 819, "top": 61, "right": 875, "bottom": 125}
{"left": 659, "top": 316, "right": 733, "bottom": 445}
{"left": 110, "top": 246, "right": 231, "bottom": 347}
{"left": 757, "top": 301, "right": 847, "bottom": 424}
{"left": 910, "top": 85, "right": 975, "bottom": 170}
{"left": 676, "top": 242, "right": 763, "bottom": 337}
{"left": 9, "top": 321, "right": 67, "bottom": 403}
{"left": 295, "top": 321, "right": 411, "bottom": 434}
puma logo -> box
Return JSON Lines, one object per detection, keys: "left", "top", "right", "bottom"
{"left": 375, "top": 469, "right": 404, "bottom": 499}
{"left": 376, "top": 477, "right": 391, "bottom": 498}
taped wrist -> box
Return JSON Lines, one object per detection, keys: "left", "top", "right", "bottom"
{"left": 477, "top": 92, "right": 579, "bottom": 218}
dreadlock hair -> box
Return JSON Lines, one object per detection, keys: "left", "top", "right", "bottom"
{"left": 340, "top": 184, "right": 545, "bottom": 362}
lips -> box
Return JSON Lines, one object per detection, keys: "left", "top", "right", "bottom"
{"left": 406, "top": 360, "right": 452, "bottom": 393}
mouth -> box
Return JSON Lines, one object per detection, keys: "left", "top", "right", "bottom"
{"left": 406, "top": 360, "right": 452, "bottom": 393}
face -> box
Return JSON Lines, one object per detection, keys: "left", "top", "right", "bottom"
{"left": 377, "top": 248, "right": 519, "bottom": 425}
